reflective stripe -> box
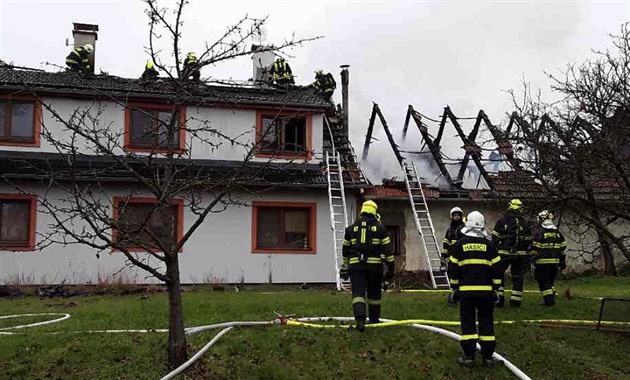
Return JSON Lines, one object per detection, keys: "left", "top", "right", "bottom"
{"left": 498, "top": 249, "right": 511, "bottom": 255}
{"left": 542, "top": 289, "right": 554, "bottom": 296}
{"left": 461, "top": 334, "right": 478, "bottom": 341}
{"left": 511, "top": 290, "right": 523, "bottom": 295}
{"left": 352, "top": 297, "right": 366, "bottom": 305}
{"left": 343, "top": 239, "right": 351, "bottom": 246}
{"left": 349, "top": 258, "right": 360, "bottom": 264}
{"left": 459, "top": 259, "right": 492, "bottom": 266}
{"left": 366, "top": 257, "right": 381, "bottom": 264}
{"left": 360, "top": 228, "right": 366, "bottom": 244}
{"left": 342, "top": 258, "right": 349, "bottom": 264}
{"left": 536, "top": 258, "right": 560, "bottom": 264}
{"left": 385, "top": 255, "right": 395, "bottom": 263}
{"left": 491, "top": 256, "right": 501, "bottom": 264}
{"left": 441, "top": 248, "right": 448, "bottom": 254}
{"left": 479, "top": 335, "right": 495, "bottom": 342}
{"left": 462, "top": 243, "right": 487, "bottom": 252}
{"left": 460, "top": 285, "right": 493, "bottom": 291}
{"left": 371, "top": 238, "right": 381, "bottom": 245}
{"left": 443, "top": 238, "right": 450, "bottom": 243}
{"left": 515, "top": 250, "right": 527, "bottom": 255}
{"left": 449, "top": 257, "right": 459, "bottom": 264}
{"left": 491, "top": 230, "right": 502, "bottom": 237}
{"left": 382, "top": 236, "right": 391, "bottom": 244}
{"left": 367, "top": 298, "right": 381, "bottom": 305}
{"left": 492, "top": 279, "right": 502, "bottom": 284}
{"left": 351, "top": 239, "right": 357, "bottom": 244}
{"left": 450, "top": 279, "right": 459, "bottom": 284}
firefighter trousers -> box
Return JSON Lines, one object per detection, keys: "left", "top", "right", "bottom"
{"left": 534, "top": 264, "right": 558, "bottom": 305}
{"left": 496, "top": 255, "right": 529, "bottom": 306}
{"left": 350, "top": 268, "right": 383, "bottom": 323}
{"left": 460, "top": 296, "right": 496, "bottom": 359}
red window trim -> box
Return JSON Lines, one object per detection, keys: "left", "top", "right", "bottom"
{"left": 123, "top": 102, "right": 187, "bottom": 154}
{"left": 112, "top": 196, "right": 184, "bottom": 252}
{"left": 0, "top": 95, "right": 42, "bottom": 147}
{"left": 251, "top": 201, "right": 317, "bottom": 254}
{"left": 0, "top": 193, "right": 37, "bottom": 251}
{"left": 255, "top": 110, "right": 313, "bottom": 160}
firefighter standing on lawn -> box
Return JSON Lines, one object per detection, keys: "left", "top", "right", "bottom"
{"left": 532, "top": 210, "right": 567, "bottom": 306}
{"left": 442, "top": 206, "right": 465, "bottom": 305}
{"left": 491, "top": 199, "right": 532, "bottom": 307}
{"left": 340, "top": 200, "right": 395, "bottom": 331}
{"left": 448, "top": 211, "right": 502, "bottom": 368}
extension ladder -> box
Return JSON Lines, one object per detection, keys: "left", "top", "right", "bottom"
{"left": 402, "top": 160, "right": 450, "bottom": 289}
{"left": 326, "top": 150, "right": 350, "bottom": 291}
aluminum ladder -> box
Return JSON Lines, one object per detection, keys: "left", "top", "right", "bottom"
{"left": 326, "top": 150, "right": 350, "bottom": 291}
{"left": 402, "top": 160, "right": 450, "bottom": 289}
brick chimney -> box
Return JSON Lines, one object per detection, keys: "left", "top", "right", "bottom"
{"left": 72, "top": 23, "right": 98, "bottom": 73}
{"left": 340, "top": 65, "right": 350, "bottom": 135}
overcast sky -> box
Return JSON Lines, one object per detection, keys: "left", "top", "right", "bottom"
{"left": 1, "top": 0, "right": 629, "bottom": 183}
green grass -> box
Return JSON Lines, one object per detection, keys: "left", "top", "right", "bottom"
{"left": 0, "top": 276, "right": 629, "bottom": 379}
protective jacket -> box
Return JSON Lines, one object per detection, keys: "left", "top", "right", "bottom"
{"left": 342, "top": 214, "right": 394, "bottom": 271}
{"left": 65, "top": 47, "right": 91, "bottom": 73}
{"left": 442, "top": 220, "right": 464, "bottom": 259}
{"left": 491, "top": 212, "right": 532, "bottom": 255}
{"left": 448, "top": 234, "right": 501, "bottom": 297}
{"left": 532, "top": 225, "right": 567, "bottom": 265}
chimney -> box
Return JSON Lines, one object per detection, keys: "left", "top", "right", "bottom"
{"left": 340, "top": 65, "right": 350, "bottom": 135}
{"left": 72, "top": 23, "right": 98, "bottom": 73}
{"left": 251, "top": 45, "right": 275, "bottom": 84}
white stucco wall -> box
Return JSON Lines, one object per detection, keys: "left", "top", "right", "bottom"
{"left": 1, "top": 98, "right": 324, "bottom": 164}
{"left": 0, "top": 183, "right": 356, "bottom": 285}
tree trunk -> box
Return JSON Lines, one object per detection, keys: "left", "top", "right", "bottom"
{"left": 598, "top": 234, "right": 617, "bottom": 276}
{"left": 165, "top": 251, "right": 188, "bottom": 368}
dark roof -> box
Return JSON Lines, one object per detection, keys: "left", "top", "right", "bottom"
{"left": 0, "top": 66, "right": 330, "bottom": 109}
{"left": 0, "top": 150, "right": 330, "bottom": 188}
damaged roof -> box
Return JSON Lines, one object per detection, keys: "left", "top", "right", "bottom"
{"left": 0, "top": 66, "right": 330, "bottom": 109}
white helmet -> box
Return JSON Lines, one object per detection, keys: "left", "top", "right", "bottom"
{"left": 83, "top": 44, "right": 94, "bottom": 53}
{"left": 449, "top": 207, "right": 463, "bottom": 218}
{"left": 465, "top": 211, "right": 485, "bottom": 229}
{"left": 538, "top": 210, "right": 553, "bottom": 221}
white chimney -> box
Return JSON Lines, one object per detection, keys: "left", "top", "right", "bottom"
{"left": 251, "top": 45, "right": 275, "bottom": 84}
{"left": 72, "top": 23, "right": 99, "bottom": 74}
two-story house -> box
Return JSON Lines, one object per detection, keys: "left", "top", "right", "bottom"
{"left": 0, "top": 63, "right": 365, "bottom": 285}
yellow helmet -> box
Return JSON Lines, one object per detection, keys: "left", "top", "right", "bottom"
{"left": 361, "top": 200, "right": 378, "bottom": 216}
{"left": 146, "top": 61, "right": 154, "bottom": 70}
{"left": 508, "top": 199, "right": 523, "bottom": 211}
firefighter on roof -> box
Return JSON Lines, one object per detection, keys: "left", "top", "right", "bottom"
{"left": 491, "top": 199, "right": 533, "bottom": 307}
{"left": 270, "top": 57, "right": 295, "bottom": 85}
{"left": 532, "top": 210, "right": 567, "bottom": 306}
{"left": 448, "top": 211, "right": 502, "bottom": 368}
{"left": 183, "top": 52, "right": 200, "bottom": 81}
{"left": 141, "top": 61, "right": 159, "bottom": 81}
{"left": 443, "top": 206, "right": 465, "bottom": 305}
{"left": 65, "top": 44, "right": 93, "bottom": 75}
{"left": 340, "top": 200, "right": 395, "bottom": 331}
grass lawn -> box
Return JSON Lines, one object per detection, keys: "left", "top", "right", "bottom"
{"left": 0, "top": 276, "right": 629, "bottom": 379}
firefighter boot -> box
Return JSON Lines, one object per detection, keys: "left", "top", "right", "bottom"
{"left": 482, "top": 357, "right": 501, "bottom": 368}
{"left": 495, "top": 295, "right": 505, "bottom": 308}
{"left": 368, "top": 304, "right": 381, "bottom": 324}
{"left": 541, "top": 294, "right": 556, "bottom": 306}
{"left": 457, "top": 354, "right": 475, "bottom": 368}
{"left": 355, "top": 319, "right": 366, "bottom": 332}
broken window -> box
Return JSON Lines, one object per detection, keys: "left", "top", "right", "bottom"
{"left": 115, "top": 200, "right": 180, "bottom": 251}
{"left": 0, "top": 101, "right": 36, "bottom": 143}
{"left": 128, "top": 108, "right": 181, "bottom": 150}
{"left": 0, "top": 199, "right": 32, "bottom": 247}
{"left": 254, "top": 203, "right": 315, "bottom": 252}
{"left": 259, "top": 115, "right": 307, "bottom": 153}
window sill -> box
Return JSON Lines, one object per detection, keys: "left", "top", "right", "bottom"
{"left": 0, "top": 245, "right": 36, "bottom": 251}
{"left": 0, "top": 140, "right": 39, "bottom": 147}
{"left": 256, "top": 151, "right": 312, "bottom": 160}
{"left": 252, "top": 248, "right": 316, "bottom": 254}
{"left": 124, "top": 146, "right": 185, "bottom": 154}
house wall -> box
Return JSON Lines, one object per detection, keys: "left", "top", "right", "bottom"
{"left": 1, "top": 97, "right": 324, "bottom": 163}
{"left": 375, "top": 198, "right": 629, "bottom": 273}
{"left": 0, "top": 183, "right": 356, "bottom": 285}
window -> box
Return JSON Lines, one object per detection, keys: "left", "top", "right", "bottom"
{"left": 0, "top": 99, "right": 41, "bottom": 146}
{"left": 256, "top": 112, "right": 312, "bottom": 159}
{"left": 124, "top": 104, "right": 186, "bottom": 152}
{"left": 0, "top": 195, "right": 37, "bottom": 251}
{"left": 113, "top": 197, "right": 184, "bottom": 251}
{"left": 252, "top": 201, "right": 316, "bottom": 253}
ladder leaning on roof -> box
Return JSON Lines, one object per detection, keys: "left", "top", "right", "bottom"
{"left": 325, "top": 150, "right": 350, "bottom": 291}
{"left": 402, "top": 159, "right": 450, "bottom": 289}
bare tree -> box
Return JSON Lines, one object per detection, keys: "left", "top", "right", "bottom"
{"left": 505, "top": 24, "right": 630, "bottom": 274}
{"left": 1, "top": 0, "right": 321, "bottom": 369}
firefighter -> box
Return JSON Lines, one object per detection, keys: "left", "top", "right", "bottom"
{"left": 183, "top": 52, "right": 200, "bottom": 81}
{"left": 141, "top": 61, "right": 159, "bottom": 81}
{"left": 312, "top": 70, "right": 336, "bottom": 103}
{"left": 532, "top": 210, "right": 567, "bottom": 306}
{"left": 491, "top": 199, "right": 532, "bottom": 307}
{"left": 65, "top": 44, "right": 94, "bottom": 75}
{"left": 442, "top": 206, "right": 465, "bottom": 305}
{"left": 340, "top": 200, "right": 395, "bottom": 331}
{"left": 448, "top": 211, "right": 501, "bottom": 368}
{"left": 270, "top": 57, "right": 295, "bottom": 85}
